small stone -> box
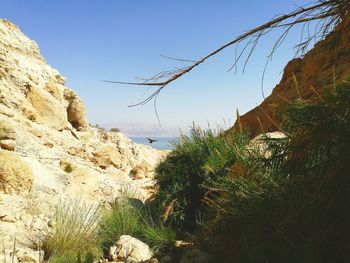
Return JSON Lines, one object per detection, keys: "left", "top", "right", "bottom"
{"left": 0, "top": 214, "right": 16, "bottom": 223}
{"left": 47, "top": 218, "right": 54, "bottom": 228}
{"left": 17, "top": 250, "right": 44, "bottom": 263}
{"left": 0, "top": 139, "right": 16, "bottom": 151}
{"left": 30, "top": 128, "right": 43, "bottom": 138}
{"left": 109, "top": 235, "right": 154, "bottom": 262}
{"left": 32, "top": 218, "right": 45, "bottom": 231}
{"left": 44, "top": 141, "right": 54, "bottom": 148}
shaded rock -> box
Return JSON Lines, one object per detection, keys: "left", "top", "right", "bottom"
{"left": 0, "top": 139, "right": 16, "bottom": 151}
{"left": 0, "top": 151, "right": 33, "bottom": 193}
{"left": 109, "top": 235, "right": 154, "bottom": 262}
{"left": 129, "top": 162, "right": 153, "bottom": 180}
{"left": 0, "top": 121, "right": 15, "bottom": 140}
{"left": 249, "top": 131, "right": 286, "bottom": 158}
{"left": 180, "top": 248, "right": 211, "bottom": 263}
{"left": 66, "top": 93, "right": 88, "bottom": 131}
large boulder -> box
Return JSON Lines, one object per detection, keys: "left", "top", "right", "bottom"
{"left": 0, "top": 151, "right": 33, "bottom": 193}
{"left": 25, "top": 86, "right": 68, "bottom": 130}
{"left": 108, "top": 235, "right": 154, "bottom": 262}
{"left": 66, "top": 92, "right": 88, "bottom": 131}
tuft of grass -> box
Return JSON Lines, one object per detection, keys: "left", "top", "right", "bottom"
{"left": 98, "top": 200, "right": 139, "bottom": 254}
{"left": 99, "top": 198, "right": 176, "bottom": 255}
{"left": 64, "top": 164, "right": 73, "bottom": 173}
{"left": 136, "top": 205, "right": 176, "bottom": 251}
{"left": 42, "top": 200, "right": 101, "bottom": 263}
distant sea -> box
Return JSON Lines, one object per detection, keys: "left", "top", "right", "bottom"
{"left": 130, "top": 137, "right": 178, "bottom": 150}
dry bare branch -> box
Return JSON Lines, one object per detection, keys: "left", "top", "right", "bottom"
{"left": 105, "top": 0, "right": 350, "bottom": 123}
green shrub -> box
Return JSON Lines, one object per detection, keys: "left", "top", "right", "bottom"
{"left": 43, "top": 200, "right": 101, "bottom": 263}
{"left": 204, "top": 83, "right": 350, "bottom": 262}
{"left": 64, "top": 164, "right": 73, "bottom": 173}
{"left": 154, "top": 126, "right": 249, "bottom": 232}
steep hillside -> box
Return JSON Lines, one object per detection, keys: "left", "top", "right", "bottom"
{"left": 0, "top": 19, "right": 166, "bottom": 262}
{"left": 231, "top": 18, "right": 350, "bottom": 135}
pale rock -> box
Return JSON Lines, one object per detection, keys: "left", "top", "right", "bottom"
{"left": 109, "top": 235, "right": 154, "bottom": 262}
{"left": 0, "top": 121, "right": 15, "bottom": 140}
{"left": 0, "top": 151, "right": 33, "bottom": 193}
{"left": 43, "top": 140, "right": 54, "bottom": 148}
{"left": 0, "top": 214, "right": 16, "bottom": 223}
{"left": 66, "top": 92, "right": 88, "bottom": 131}
{"left": 17, "top": 250, "right": 44, "bottom": 263}
{"left": 249, "top": 131, "right": 287, "bottom": 158}
{"left": 31, "top": 218, "right": 46, "bottom": 231}
{"left": 67, "top": 146, "right": 85, "bottom": 157}
{"left": 91, "top": 145, "right": 124, "bottom": 169}
{"left": 129, "top": 161, "right": 154, "bottom": 180}
{"left": 0, "top": 18, "right": 167, "bottom": 257}
{"left": 21, "top": 106, "right": 37, "bottom": 122}
{"left": 30, "top": 128, "right": 43, "bottom": 138}
{"left": 25, "top": 85, "right": 69, "bottom": 130}
{"left": 44, "top": 82, "right": 62, "bottom": 102}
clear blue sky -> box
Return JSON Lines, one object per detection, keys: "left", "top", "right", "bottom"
{"left": 1, "top": 0, "right": 311, "bottom": 135}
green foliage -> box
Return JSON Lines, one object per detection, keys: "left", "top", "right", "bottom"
{"left": 154, "top": 126, "right": 250, "bottom": 231}
{"left": 99, "top": 198, "right": 176, "bottom": 254}
{"left": 64, "top": 164, "right": 73, "bottom": 173}
{"left": 203, "top": 83, "right": 350, "bottom": 262}
{"left": 43, "top": 200, "right": 101, "bottom": 263}
{"left": 99, "top": 200, "right": 140, "bottom": 253}
{"left": 136, "top": 205, "right": 177, "bottom": 251}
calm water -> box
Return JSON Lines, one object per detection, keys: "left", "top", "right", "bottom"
{"left": 130, "top": 137, "right": 178, "bottom": 150}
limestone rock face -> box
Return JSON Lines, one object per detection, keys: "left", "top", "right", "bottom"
{"left": 0, "top": 18, "right": 86, "bottom": 132}
{"left": 0, "top": 18, "right": 168, "bottom": 262}
{"left": 25, "top": 86, "right": 68, "bottom": 130}
{"left": 231, "top": 18, "right": 350, "bottom": 136}
{"left": 109, "top": 235, "right": 154, "bottom": 262}
{"left": 0, "top": 151, "right": 33, "bottom": 193}
{"left": 91, "top": 145, "right": 124, "bottom": 169}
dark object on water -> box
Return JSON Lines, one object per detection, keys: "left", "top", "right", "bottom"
{"left": 147, "top": 138, "right": 158, "bottom": 144}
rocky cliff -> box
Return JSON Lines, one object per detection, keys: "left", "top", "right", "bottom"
{"left": 0, "top": 19, "right": 167, "bottom": 262}
{"left": 231, "top": 18, "right": 350, "bottom": 135}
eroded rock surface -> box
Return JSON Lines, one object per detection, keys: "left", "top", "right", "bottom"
{"left": 231, "top": 18, "right": 350, "bottom": 136}
{"left": 0, "top": 19, "right": 168, "bottom": 262}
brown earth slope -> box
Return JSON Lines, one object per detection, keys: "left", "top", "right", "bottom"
{"left": 230, "top": 18, "right": 350, "bottom": 136}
